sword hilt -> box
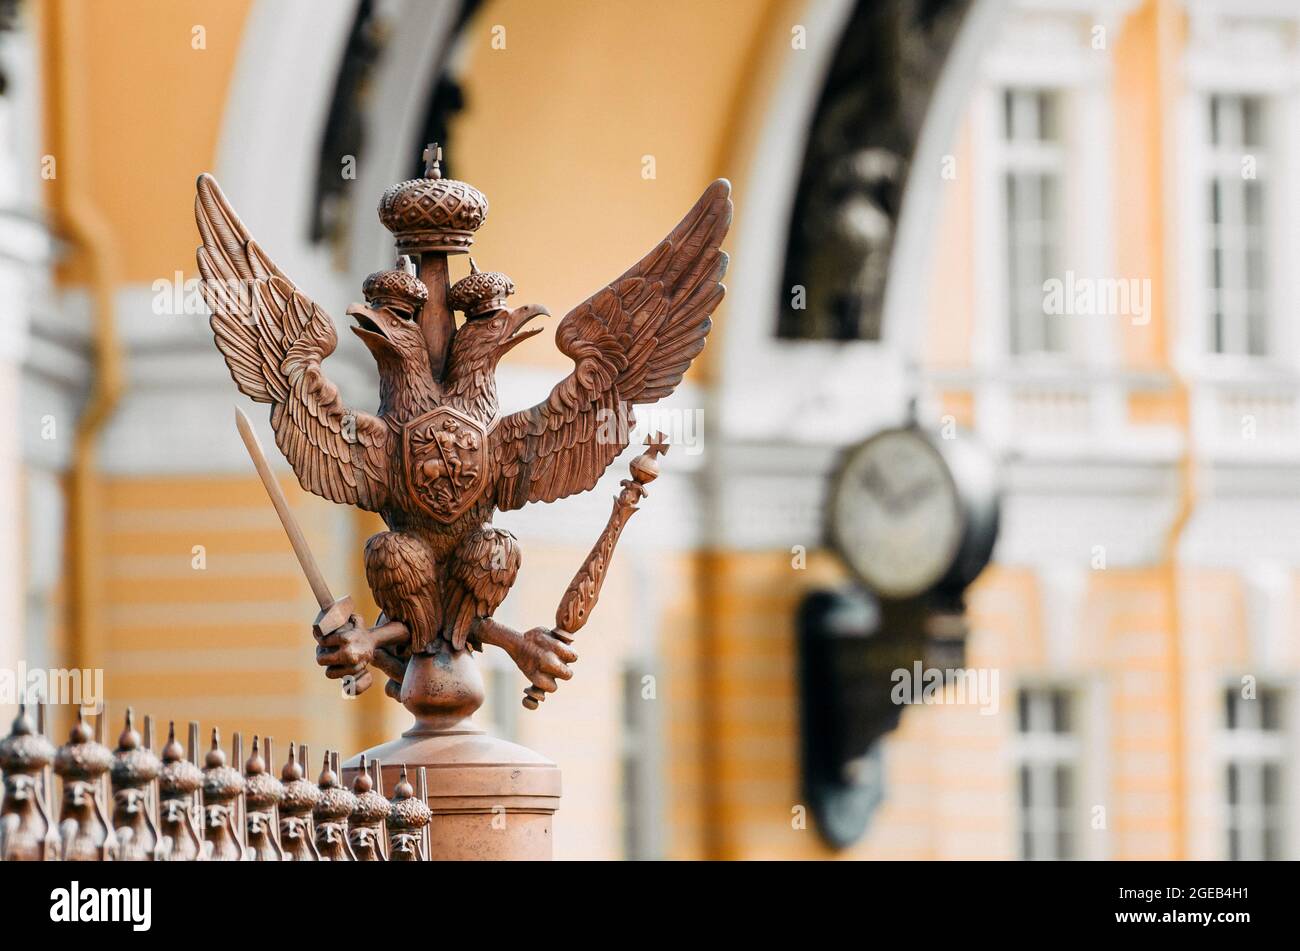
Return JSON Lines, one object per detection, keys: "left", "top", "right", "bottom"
{"left": 312, "top": 595, "right": 357, "bottom": 640}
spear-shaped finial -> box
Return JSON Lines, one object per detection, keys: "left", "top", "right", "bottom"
{"left": 206, "top": 727, "right": 225, "bottom": 768}
{"left": 116, "top": 708, "right": 140, "bottom": 751}
{"left": 246, "top": 735, "right": 264, "bottom": 775}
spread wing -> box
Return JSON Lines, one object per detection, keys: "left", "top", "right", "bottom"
{"left": 492, "top": 179, "right": 731, "bottom": 510}
{"left": 195, "top": 173, "right": 390, "bottom": 511}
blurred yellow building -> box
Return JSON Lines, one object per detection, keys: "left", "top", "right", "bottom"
{"left": 1, "top": 0, "right": 1297, "bottom": 859}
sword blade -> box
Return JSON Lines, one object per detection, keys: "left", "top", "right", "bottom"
{"left": 234, "top": 407, "right": 335, "bottom": 610}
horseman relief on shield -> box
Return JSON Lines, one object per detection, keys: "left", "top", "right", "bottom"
{"left": 403, "top": 408, "right": 488, "bottom": 522}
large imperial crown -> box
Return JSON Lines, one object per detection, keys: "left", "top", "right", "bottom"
{"left": 377, "top": 143, "right": 488, "bottom": 254}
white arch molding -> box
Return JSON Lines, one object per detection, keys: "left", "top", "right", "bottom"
{"left": 707, "top": 0, "right": 1006, "bottom": 550}
{"left": 216, "top": 0, "right": 468, "bottom": 329}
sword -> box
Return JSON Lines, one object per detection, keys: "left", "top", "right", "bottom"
{"left": 234, "top": 407, "right": 356, "bottom": 637}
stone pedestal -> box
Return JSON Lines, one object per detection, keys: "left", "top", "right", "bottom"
{"left": 341, "top": 646, "right": 560, "bottom": 860}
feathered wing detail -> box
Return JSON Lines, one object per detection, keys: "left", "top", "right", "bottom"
{"left": 195, "top": 173, "right": 390, "bottom": 511}
{"left": 491, "top": 179, "right": 731, "bottom": 510}
{"left": 443, "top": 528, "right": 522, "bottom": 651}
{"left": 364, "top": 532, "right": 440, "bottom": 654}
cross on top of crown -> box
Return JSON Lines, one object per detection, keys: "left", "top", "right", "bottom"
{"left": 423, "top": 143, "right": 443, "bottom": 179}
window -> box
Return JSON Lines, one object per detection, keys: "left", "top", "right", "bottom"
{"left": 620, "top": 664, "right": 659, "bottom": 859}
{"left": 483, "top": 660, "right": 518, "bottom": 744}
{"left": 1205, "top": 94, "right": 1269, "bottom": 357}
{"left": 1013, "top": 686, "right": 1079, "bottom": 860}
{"left": 1222, "top": 686, "right": 1286, "bottom": 860}
{"left": 1002, "top": 88, "right": 1066, "bottom": 357}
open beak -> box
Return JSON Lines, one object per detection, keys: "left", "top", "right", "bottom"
{"left": 495, "top": 304, "right": 549, "bottom": 356}
{"left": 347, "top": 303, "right": 396, "bottom": 356}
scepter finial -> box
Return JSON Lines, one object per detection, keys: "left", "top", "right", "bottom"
{"left": 629, "top": 431, "right": 669, "bottom": 486}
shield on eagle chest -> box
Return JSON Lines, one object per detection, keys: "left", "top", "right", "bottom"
{"left": 401, "top": 407, "right": 491, "bottom": 523}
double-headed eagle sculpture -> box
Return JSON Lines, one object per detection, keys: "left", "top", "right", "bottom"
{"left": 195, "top": 146, "right": 731, "bottom": 708}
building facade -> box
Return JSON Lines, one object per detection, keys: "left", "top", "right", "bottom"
{"left": 2, "top": 0, "right": 1297, "bottom": 860}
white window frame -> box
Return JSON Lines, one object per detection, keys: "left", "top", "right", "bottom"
{"left": 619, "top": 657, "right": 663, "bottom": 860}
{"left": 1217, "top": 683, "right": 1289, "bottom": 861}
{"left": 1001, "top": 86, "right": 1071, "bottom": 358}
{"left": 480, "top": 649, "right": 520, "bottom": 744}
{"left": 1176, "top": 2, "right": 1300, "bottom": 378}
{"left": 971, "top": 14, "right": 1122, "bottom": 374}
{"left": 1011, "top": 684, "right": 1084, "bottom": 860}
{"left": 968, "top": 2, "right": 1133, "bottom": 454}
{"left": 1203, "top": 94, "right": 1272, "bottom": 358}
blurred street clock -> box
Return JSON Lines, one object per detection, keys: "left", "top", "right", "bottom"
{"left": 827, "top": 425, "right": 999, "bottom": 606}
{"left": 800, "top": 424, "right": 999, "bottom": 848}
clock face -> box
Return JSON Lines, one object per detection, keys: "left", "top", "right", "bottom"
{"left": 828, "top": 429, "right": 963, "bottom": 599}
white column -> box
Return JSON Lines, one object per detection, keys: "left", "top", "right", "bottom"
{"left": 0, "top": 23, "right": 52, "bottom": 716}
{"left": 0, "top": 109, "right": 28, "bottom": 711}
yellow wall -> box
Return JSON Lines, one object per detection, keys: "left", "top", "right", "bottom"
{"left": 450, "top": 0, "right": 788, "bottom": 376}
{"left": 95, "top": 474, "right": 383, "bottom": 758}
{"left": 41, "top": 0, "right": 254, "bottom": 286}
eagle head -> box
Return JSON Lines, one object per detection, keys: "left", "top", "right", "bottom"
{"left": 446, "top": 304, "right": 549, "bottom": 377}
{"left": 348, "top": 265, "right": 432, "bottom": 371}
{"left": 347, "top": 300, "right": 428, "bottom": 365}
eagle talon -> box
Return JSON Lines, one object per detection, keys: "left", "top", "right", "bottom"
{"left": 469, "top": 617, "right": 576, "bottom": 694}
{"left": 314, "top": 616, "right": 411, "bottom": 691}
{"left": 512, "top": 626, "right": 578, "bottom": 694}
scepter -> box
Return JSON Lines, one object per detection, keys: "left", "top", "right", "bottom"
{"left": 522, "top": 432, "right": 670, "bottom": 710}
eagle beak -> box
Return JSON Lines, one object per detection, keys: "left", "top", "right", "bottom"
{"left": 495, "top": 304, "right": 548, "bottom": 356}
{"left": 347, "top": 303, "right": 396, "bottom": 356}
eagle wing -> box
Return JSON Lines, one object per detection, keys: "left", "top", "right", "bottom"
{"left": 491, "top": 179, "right": 731, "bottom": 510}
{"left": 195, "top": 173, "right": 390, "bottom": 511}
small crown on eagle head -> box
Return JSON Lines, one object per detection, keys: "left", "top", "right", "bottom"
{"left": 362, "top": 255, "right": 429, "bottom": 310}
{"left": 448, "top": 258, "right": 515, "bottom": 319}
